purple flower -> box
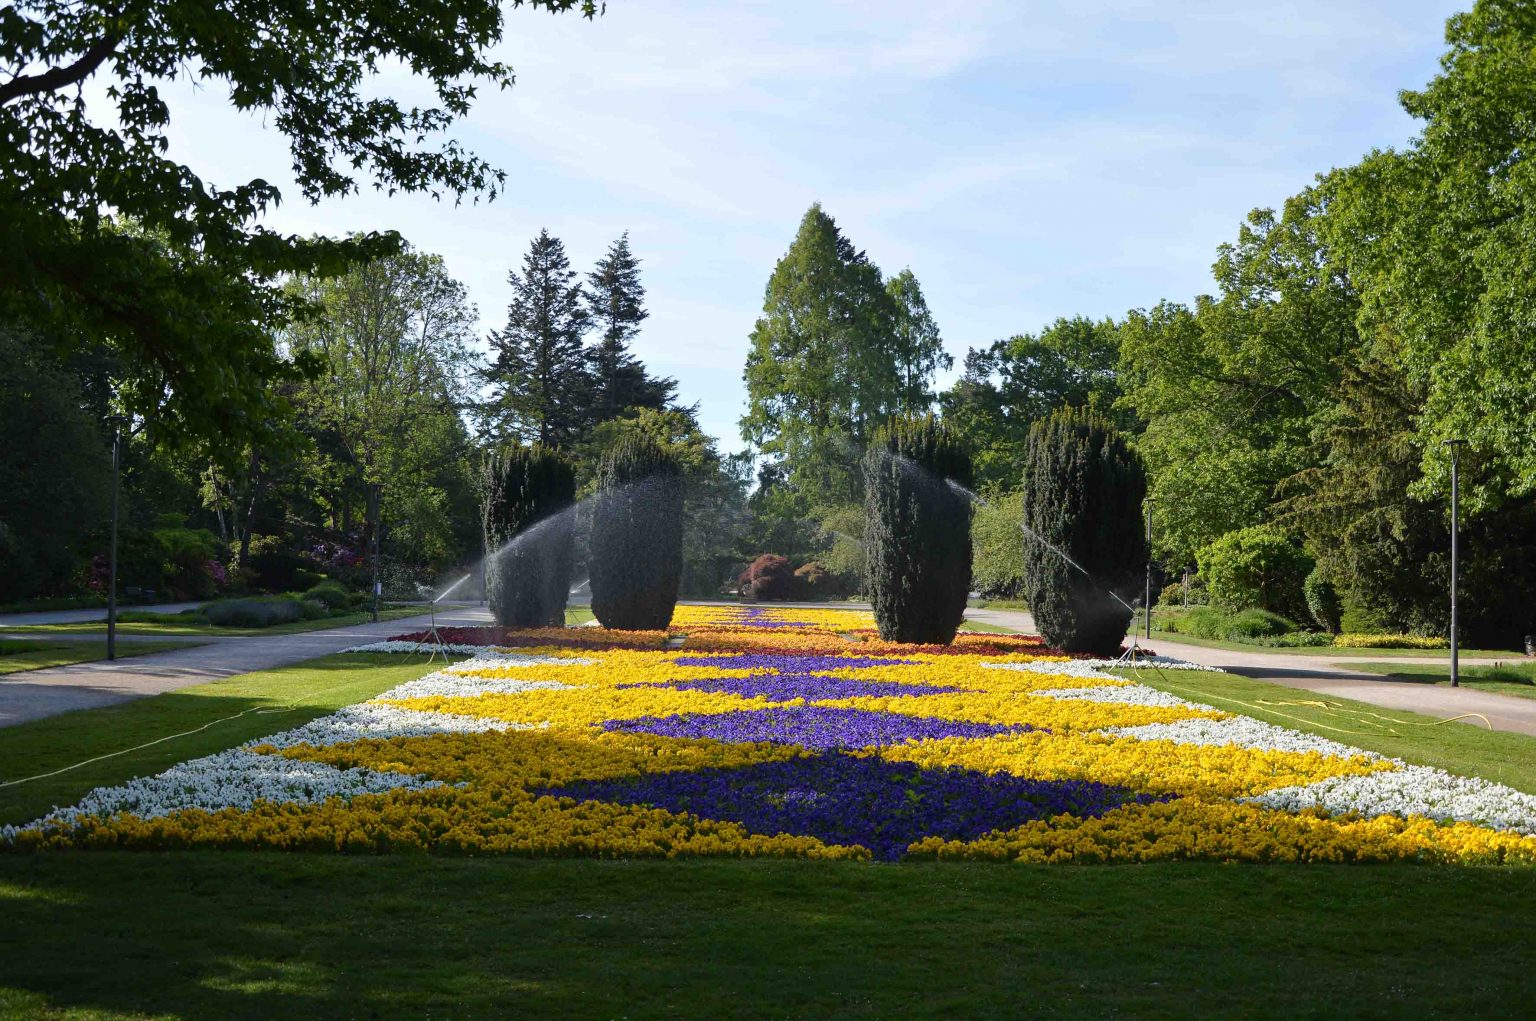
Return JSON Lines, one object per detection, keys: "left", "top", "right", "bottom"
{"left": 541, "top": 753, "right": 1158, "bottom": 860}
{"left": 624, "top": 674, "right": 961, "bottom": 702}
{"left": 602, "top": 705, "right": 1024, "bottom": 751}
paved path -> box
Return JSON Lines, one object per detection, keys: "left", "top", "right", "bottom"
{"left": 964, "top": 607, "right": 1536, "bottom": 738}
{"left": 0, "top": 606, "right": 488, "bottom": 729}
{"left": 0, "top": 602, "right": 205, "bottom": 628}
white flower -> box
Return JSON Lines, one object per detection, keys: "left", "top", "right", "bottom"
{"left": 1250, "top": 765, "right": 1536, "bottom": 834}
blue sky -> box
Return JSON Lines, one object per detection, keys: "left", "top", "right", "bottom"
{"left": 152, "top": 1, "right": 1462, "bottom": 453}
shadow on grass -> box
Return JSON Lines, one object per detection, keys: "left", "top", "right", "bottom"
{"left": 1, "top": 855, "right": 1534, "bottom": 1020}
{"left": 0, "top": 653, "right": 446, "bottom": 826}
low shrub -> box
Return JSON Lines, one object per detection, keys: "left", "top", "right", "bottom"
{"left": 1333, "top": 633, "right": 1450, "bottom": 649}
{"left": 1197, "top": 526, "right": 1312, "bottom": 620}
{"left": 304, "top": 581, "right": 352, "bottom": 611}
{"left": 297, "top": 598, "right": 329, "bottom": 620}
{"left": 794, "top": 562, "right": 844, "bottom": 600}
{"left": 202, "top": 596, "right": 305, "bottom": 628}
{"left": 1224, "top": 608, "right": 1298, "bottom": 640}
{"left": 1171, "top": 606, "right": 1229, "bottom": 640}
{"left": 1253, "top": 631, "right": 1335, "bottom": 648}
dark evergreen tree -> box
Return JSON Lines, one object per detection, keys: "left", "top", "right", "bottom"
{"left": 482, "top": 444, "right": 576, "bottom": 628}
{"left": 589, "top": 435, "right": 685, "bottom": 630}
{"left": 1020, "top": 409, "right": 1147, "bottom": 655}
{"left": 863, "top": 415, "right": 974, "bottom": 644}
{"left": 585, "top": 232, "right": 676, "bottom": 424}
{"left": 485, "top": 230, "right": 591, "bottom": 446}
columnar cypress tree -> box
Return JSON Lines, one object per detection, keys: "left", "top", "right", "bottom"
{"left": 863, "top": 415, "right": 974, "bottom": 644}
{"left": 589, "top": 436, "right": 685, "bottom": 630}
{"left": 482, "top": 444, "right": 576, "bottom": 628}
{"left": 1020, "top": 408, "right": 1147, "bottom": 655}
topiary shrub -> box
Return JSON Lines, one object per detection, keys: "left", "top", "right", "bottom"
{"left": 1197, "top": 525, "right": 1312, "bottom": 620}
{"left": 739, "top": 554, "right": 797, "bottom": 600}
{"left": 482, "top": 444, "right": 576, "bottom": 629}
{"left": 589, "top": 436, "right": 685, "bottom": 630}
{"left": 863, "top": 415, "right": 974, "bottom": 645}
{"left": 1020, "top": 409, "right": 1147, "bottom": 655}
{"left": 1304, "top": 568, "right": 1343, "bottom": 635}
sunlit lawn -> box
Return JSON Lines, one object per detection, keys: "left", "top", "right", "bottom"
{"left": 1347, "top": 660, "right": 1536, "bottom": 701}
{"left": 2, "top": 605, "right": 433, "bottom": 638}
{"left": 0, "top": 638, "right": 205, "bottom": 675}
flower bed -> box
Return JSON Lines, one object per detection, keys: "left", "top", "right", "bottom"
{"left": 7, "top": 604, "right": 1536, "bottom": 864}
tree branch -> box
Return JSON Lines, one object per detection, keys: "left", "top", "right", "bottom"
{"left": 0, "top": 33, "right": 121, "bottom": 107}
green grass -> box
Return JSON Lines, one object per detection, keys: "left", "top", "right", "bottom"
{"left": 566, "top": 605, "right": 595, "bottom": 625}
{"left": 0, "top": 652, "right": 448, "bottom": 825}
{"left": 967, "top": 597, "right": 1028, "bottom": 611}
{"left": 0, "top": 639, "right": 204, "bottom": 675}
{"left": 0, "top": 855, "right": 1532, "bottom": 1019}
{"left": 2, "top": 604, "right": 431, "bottom": 638}
{"left": 959, "top": 618, "right": 1015, "bottom": 634}
{"left": 1142, "top": 628, "right": 1517, "bottom": 658}
{"left": 1348, "top": 660, "right": 1536, "bottom": 700}
{"left": 1123, "top": 666, "right": 1536, "bottom": 794}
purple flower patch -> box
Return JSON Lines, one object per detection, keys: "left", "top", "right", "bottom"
{"left": 541, "top": 753, "right": 1157, "bottom": 860}
{"left": 602, "top": 705, "right": 1022, "bottom": 751}
{"left": 672, "top": 654, "right": 916, "bottom": 671}
{"left": 632, "top": 674, "right": 961, "bottom": 702}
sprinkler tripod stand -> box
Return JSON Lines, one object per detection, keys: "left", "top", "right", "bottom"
{"left": 412, "top": 573, "right": 472, "bottom": 664}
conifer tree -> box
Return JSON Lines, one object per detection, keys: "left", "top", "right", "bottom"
{"left": 585, "top": 232, "right": 676, "bottom": 423}
{"left": 1020, "top": 409, "right": 1147, "bottom": 655}
{"left": 485, "top": 230, "right": 591, "bottom": 446}
{"left": 482, "top": 444, "right": 576, "bottom": 628}
{"left": 589, "top": 435, "right": 686, "bottom": 630}
{"left": 863, "top": 415, "right": 973, "bottom": 644}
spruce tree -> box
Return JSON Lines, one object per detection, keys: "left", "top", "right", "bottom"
{"left": 482, "top": 444, "right": 576, "bottom": 628}
{"left": 589, "top": 435, "right": 685, "bottom": 630}
{"left": 485, "top": 229, "right": 591, "bottom": 446}
{"left": 863, "top": 415, "right": 974, "bottom": 644}
{"left": 585, "top": 232, "right": 676, "bottom": 424}
{"left": 1020, "top": 409, "right": 1147, "bottom": 655}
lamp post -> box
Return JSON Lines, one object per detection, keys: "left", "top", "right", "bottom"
{"left": 1443, "top": 439, "right": 1464, "bottom": 687}
{"left": 1144, "top": 498, "right": 1154, "bottom": 640}
{"left": 105, "top": 415, "right": 127, "bottom": 661}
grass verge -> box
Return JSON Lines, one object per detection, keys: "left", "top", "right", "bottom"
{"left": 1144, "top": 629, "right": 1518, "bottom": 659}
{"left": 1348, "top": 660, "right": 1536, "bottom": 700}
{"left": 1124, "top": 666, "right": 1536, "bottom": 794}
{"left": 0, "top": 639, "right": 205, "bottom": 675}
{"left": 0, "top": 855, "right": 1532, "bottom": 1020}
{"left": 959, "top": 618, "right": 1015, "bottom": 634}
{"left": 0, "top": 652, "right": 449, "bottom": 825}
{"left": 2, "top": 605, "right": 432, "bottom": 638}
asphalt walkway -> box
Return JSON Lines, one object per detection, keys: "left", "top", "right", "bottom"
{"left": 0, "top": 602, "right": 204, "bottom": 628}
{"left": 964, "top": 606, "right": 1536, "bottom": 738}
{"left": 0, "top": 605, "right": 487, "bottom": 728}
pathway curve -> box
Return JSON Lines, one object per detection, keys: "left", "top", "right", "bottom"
{"left": 0, "top": 602, "right": 205, "bottom": 628}
{"left": 964, "top": 606, "right": 1536, "bottom": 738}
{"left": 0, "top": 606, "right": 488, "bottom": 728}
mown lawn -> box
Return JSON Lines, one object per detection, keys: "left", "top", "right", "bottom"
{"left": 1127, "top": 666, "right": 1536, "bottom": 794}
{"left": 0, "top": 639, "right": 204, "bottom": 675}
{"left": 0, "top": 653, "right": 449, "bottom": 826}
{"left": 1, "top": 605, "right": 433, "bottom": 638}
{"left": 0, "top": 854, "right": 1533, "bottom": 1019}
{"left": 1349, "top": 660, "right": 1536, "bottom": 700}
{"left": 3, "top": 648, "right": 1536, "bottom": 1018}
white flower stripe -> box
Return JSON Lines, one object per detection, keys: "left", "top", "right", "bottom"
{"left": 1249, "top": 765, "right": 1536, "bottom": 834}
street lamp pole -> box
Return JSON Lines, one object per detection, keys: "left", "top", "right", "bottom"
{"left": 106, "top": 418, "right": 124, "bottom": 662}
{"left": 1144, "top": 498, "right": 1154, "bottom": 640}
{"left": 1443, "top": 439, "right": 1464, "bottom": 688}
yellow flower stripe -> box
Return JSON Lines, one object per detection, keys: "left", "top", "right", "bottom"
{"left": 820, "top": 691, "right": 1221, "bottom": 732}
{"left": 907, "top": 799, "right": 1536, "bottom": 865}
{"left": 875, "top": 730, "right": 1390, "bottom": 799}
{"left": 382, "top": 684, "right": 768, "bottom": 729}
{"left": 267, "top": 729, "right": 808, "bottom": 788}
{"left": 13, "top": 786, "right": 863, "bottom": 858}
